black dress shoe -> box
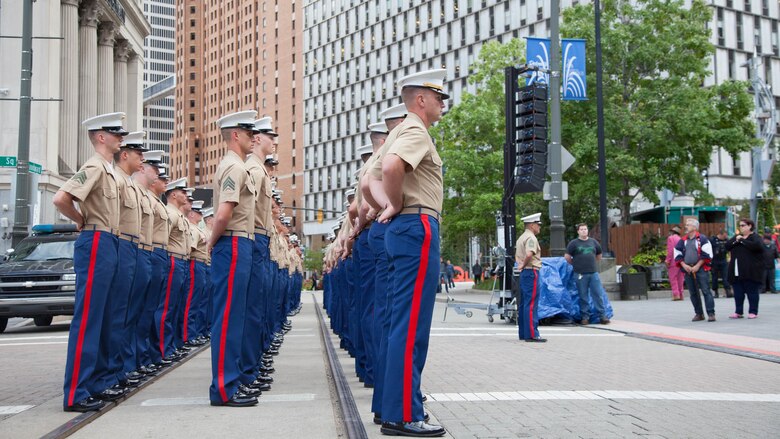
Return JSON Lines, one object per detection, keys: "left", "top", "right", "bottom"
{"left": 268, "top": 348, "right": 279, "bottom": 356}
{"left": 238, "top": 384, "right": 262, "bottom": 397}
{"left": 64, "top": 396, "right": 105, "bottom": 412}
{"left": 210, "top": 392, "right": 258, "bottom": 407}
{"left": 364, "top": 382, "right": 374, "bottom": 388}
{"left": 524, "top": 337, "right": 547, "bottom": 343}
{"left": 96, "top": 387, "right": 126, "bottom": 402}
{"left": 380, "top": 421, "right": 445, "bottom": 437}
{"left": 374, "top": 413, "right": 382, "bottom": 425}
{"left": 126, "top": 371, "right": 144, "bottom": 381}
{"left": 158, "top": 358, "right": 173, "bottom": 366}
{"left": 250, "top": 381, "right": 272, "bottom": 392}
{"left": 422, "top": 395, "right": 427, "bottom": 402}
{"left": 256, "top": 374, "right": 274, "bottom": 383}
{"left": 119, "top": 378, "right": 140, "bottom": 388}
{"left": 260, "top": 366, "right": 275, "bottom": 374}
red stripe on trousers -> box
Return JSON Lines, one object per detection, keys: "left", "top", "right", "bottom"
{"left": 217, "top": 237, "right": 239, "bottom": 402}
{"left": 159, "top": 257, "right": 175, "bottom": 357}
{"left": 403, "top": 215, "right": 432, "bottom": 422}
{"left": 529, "top": 270, "right": 538, "bottom": 337}
{"left": 183, "top": 259, "right": 196, "bottom": 341}
{"left": 67, "top": 231, "right": 101, "bottom": 406}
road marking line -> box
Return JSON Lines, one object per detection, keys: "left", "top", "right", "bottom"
{"left": 427, "top": 391, "right": 780, "bottom": 403}
{"left": 0, "top": 335, "right": 69, "bottom": 341}
{"left": 0, "top": 405, "right": 34, "bottom": 415}
{"left": 431, "top": 327, "right": 570, "bottom": 331}
{"left": 0, "top": 342, "right": 68, "bottom": 347}
{"left": 428, "top": 333, "right": 622, "bottom": 337}
{"left": 140, "top": 394, "right": 318, "bottom": 406}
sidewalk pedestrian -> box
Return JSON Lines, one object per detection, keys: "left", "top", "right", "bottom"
{"left": 710, "top": 229, "right": 732, "bottom": 298}
{"left": 666, "top": 226, "right": 685, "bottom": 300}
{"left": 472, "top": 262, "right": 483, "bottom": 286}
{"left": 761, "top": 234, "right": 778, "bottom": 294}
{"left": 446, "top": 260, "right": 455, "bottom": 287}
{"left": 725, "top": 219, "right": 764, "bottom": 319}
{"left": 565, "top": 223, "right": 609, "bottom": 325}
{"left": 674, "top": 218, "right": 716, "bottom": 322}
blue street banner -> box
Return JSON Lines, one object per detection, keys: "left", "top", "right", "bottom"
{"left": 562, "top": 39, "right": 587, "bottom": 101}
{"left": 525, "top": 37, "right": 550, "bottom": 86}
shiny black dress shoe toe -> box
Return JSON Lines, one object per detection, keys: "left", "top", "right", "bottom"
{"left": 238, "top": 384, "right": 262, "bottom": 397}
{"left": 380, "top": 421, "right": 445, "bottom": 437}
{"left": 96, "top": 387, "right": 126, "bottom": 402}
{"left": 250, "top": 381, "right": 271, "bottom": 392}
{"left": 126, "top": 371, "right": 144, "bottom": 381}
{"left": 256, "top": 374, "right": 274, "bottom": 383}
{"left": 210, "top": 392, "right": 258, "bottom": 407}
{"left": 64, "top": 396, "right": 105, "bottom": 412}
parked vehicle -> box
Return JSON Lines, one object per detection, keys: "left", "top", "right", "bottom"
{"left": 0, "top": 224, "right": 78, "bottom": 333}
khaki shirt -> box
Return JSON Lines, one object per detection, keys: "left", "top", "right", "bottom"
{"left": 166, "top": 204, "right": 190, "bottom": 256}
{"left": 516, "top": 229, "right": 542, "bottom": 269}
{"left": 115, "top": 167, "right": 142, "bottom": 237}
{"left": 137, "top": 186, "right": 155, "bottom": 246}
{"left": 213, "top": 150, "right": 256, "bottom": 236}
{"left": 369, "top": 113, "right": 443, "bottom": 212}
{"left": 203, "top": 227, "right": 212, "bottom": 264}
{"left": 149, "top": 190, "right": 170, "bottom": 246}
{"left": 60, "top": 153, "right": 120, "bottom": 230}
{"left": 189, "top": 223, "right": 209, "bottom": 261}
{"left": 269, "top": 227, "right": 280, "bottom": 263}
{"left": 246, "top": 154, "right": 273, "bottom": 231}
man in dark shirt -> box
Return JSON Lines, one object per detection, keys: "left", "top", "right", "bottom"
{"left": 472, "top": 262, "right": 482, "bottom": 286}
{"left": 762, "top": 234, "right": 779, "bottom": 294}
{"left": 710, "top": 230, "right": 732, "bottom": 298}
{"left": 565, "top": 223, "right": 609, "bottom": 325}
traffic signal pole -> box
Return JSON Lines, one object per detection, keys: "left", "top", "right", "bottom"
{"left": 12, "top": 0, "right": 34, "bottom": 247}
{"left": 548, "top": 0, "right": 566, "bottom": 256}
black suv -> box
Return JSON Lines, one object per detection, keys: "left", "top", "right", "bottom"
{"left": 0, "top": 225, "right": 78, "bottom": 333}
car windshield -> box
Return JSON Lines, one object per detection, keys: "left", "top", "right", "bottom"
{"left": 8, "top": 239, "right": 75, "bottom": 262}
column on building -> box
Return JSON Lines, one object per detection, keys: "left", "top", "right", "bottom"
{"left": 58, "top": 0, "right": 79, "bottom": 176}
{"left": 114, "top": 40, "right": 130, "bottom": 114}
{"left": 77, "top": 0, "right": 99, "bottom": 167}
{"left": 96, "top": 23, "right": 116, "bottom": 115}
{"left": 126, "top": 53, "right": 143, "bottom": 132}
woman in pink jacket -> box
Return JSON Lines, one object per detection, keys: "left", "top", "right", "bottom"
{"left": 666, "top": 226, "right": 685, "bottom": 300}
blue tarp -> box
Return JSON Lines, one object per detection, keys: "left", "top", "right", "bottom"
{"left": 536, "top": 257, "right": 614, "bottom": 322}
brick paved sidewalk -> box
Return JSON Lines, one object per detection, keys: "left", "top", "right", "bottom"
{"left": 340, "top": 298, "right": 780, "bottom": 439}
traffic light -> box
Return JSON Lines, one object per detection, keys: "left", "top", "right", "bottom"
{"left": 513, "top": 84, "right": 548, "bottom": 193}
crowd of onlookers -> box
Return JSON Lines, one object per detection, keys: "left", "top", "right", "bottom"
{"left": 667, "top": 218, "right": 778, "bottom": 322}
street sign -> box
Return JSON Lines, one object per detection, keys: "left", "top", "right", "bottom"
{"left": 0, "top": 156, "right": 17, "bottom": 167}
{"left": 561, "top": 146, "right": 576, "bottom": 173}
{"left": 548, "top": 145, "right": 576, "bottom": 175}
{"left": 0, "top": 157, "right": 42, "bottom": 174}
{"left": 543, "top": 181, "right": 569, "bottom": 201}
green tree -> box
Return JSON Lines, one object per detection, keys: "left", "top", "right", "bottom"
{"left": 560, "top": 0, "right": 757, "bottom": 224}
{"left": 303, "top": 248, "right": 324, "bottom": 273}
{"left": 432, "top": 39, "right": 549, "bottom": 252}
